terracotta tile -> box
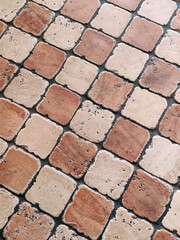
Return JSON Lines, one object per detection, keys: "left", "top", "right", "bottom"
{"left": 104, "top": 117, "right": 150, "bottom": 163}
{"left": 24, "top": 42, "right": 66, "bottom": 79}
{"left": 122, "top": 169, "right": 173, "bottom": 222}
{"left": 0, "top": 98, "right": 29, "bottom": 141}
{"left": 174, "top": 88, "right": 180, "bottom": 103}
{"left": 74, "top": 29, "right": 115, "bottom": 65}
{"left": 0, "top": 27, "right": 37, "bottom": 63}
{"left": 84, "top": 150, "right": 134, "bottom": 200}
{"left": 159, "top": 104, "right": 180, "bottom": 144}
{"left": 14, "top": 2, "right": 54, "bottom": 36}
{"left": 122, "top": 87, "right": 167, "bottom": 129}
{"left": 33, "top": 0, "right": 66, "bottom": 11}
{"left": 88, "top": 71, "right": 133, "bottom": 112}
{"left": 91, "top": 3, "right": 131, "bottom": 38}
{"left": 49, "top": 132, "right": 97, "bottom": 179}
{"left": 153, "top": 230, "right": 179, "bottom": 240}
{"left": 4, "top": 68, "right": 49, "bottom": 108}
{"left": 103, "top": 207, "right": 154, "bottom": 240}
{"left": 16, "top": 114, "right": 63, "bottom": 159}
{"left": 107, "top": 0, "right": 142, "bottom": 11}
{"left": 0, "top": 138, "right": 8, "bottom": 156}
{"left": 63, "top": 185, "right": 114, "bottom": 239}
{"left": 105, "top": 43, "right": 149, "bottom": 82}
{"left": 61, "top": 0, "right": 100, "bottom": 24}
{"left": 139, "top": 57, "right": 180, "bottom": 97}
{"left": 37, "top": 84, "right": 81, "bottom": 125}
{"left": 0, "top": 146, "right": 40, "bottom": 194}
{"left": 70, "top": 100, "right": 115, "bottom": 143}
{"left": 0, "top": 21, "right": 6, "bottom": 37}
{"left": 44, "top": 15, "right": 84, "bottom": 50}
{"left": 171, "top": 9, "right": 180, "bottom": 30}
{"left": 26, "top": 165, "right": 76, "bottom": 217}
{"left": 138, "top": 0, "right": 177, "bottom": 25}
{"left": 3, "top": 202, "right": 55, "bottom": 240}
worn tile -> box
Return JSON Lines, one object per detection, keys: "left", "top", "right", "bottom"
{"left": 122, "top": 169, "right": 173, "bottom": 222}
{"left": 33, "top": 0, "right": 66, "bottom": 11}
{"left": 0, "top": 21, "right": 6, "bottom": 37}
{"left": 3, "top": 202, "right": 55, "bottom": 240}
{"left": 139, "top": 57, "right": 180, "bottom": 97}
{"left": 70, "top": 100, "right": 114, "bottom": 143}
{"left": 16, "top": 114, "right": 63, "bottom": 159}
{"left": 0, "top": 138, "right": 8, "bottom": 156}
{"left": 175, "top": 88, "right": 180, "bottom": 103}
{"left": 49, "top": 132, "right": 97, "bottom": 179}
{"left": 56, "top": 56, "right": 98, "bottom": 95}
{"left": 103, "top": 207, "right": 154, "bottom": 240}
{"left": 153, "top": 230, "right": 179, "bottom": 240}
{"left": 84, "top": 150, "right": 134, "bottom": 200}
{"left": 171, "top": 9, "right": 180, "bottom": 30}
{"left": 0, "top": 27, "right": 37, "bottom": 63}
{"left": 4, "top": 68, "right": 49, "bottom": 108}
{"left": 88, "top": 71, "right": 133, "bottom": 112}
{"left": 26, "top": 165, "right": 76, "bottom": 217}
{"left": 63, "top": 185, "right": 114, "bottom": 239}
{"left": 159, "top": 104, "right": 180, "bottom": 144}
{"left": 104, "top": 117, "right": 150, "bottom": 163}
{"left": 122, "top": 87, "right": 167, "bottom": 129}
{"left": 74, "top": 29, "right": 115, "bottom": 65}
{"left": 0, "top": 98, "right": 29, "bottom": 141}
{"left": 0, "top": 188, "right": 19, "bottom": 230}
{"left": 61, "top": 0, "right": 100, "bottom": 24}
{"left": 122, "top": 16, "right": 163, "bottom": 52}
{"left": 107, "top": 0, "right": 142, "bottom": 11}
{"left": 37, "top": 84, "right": 81, "bottom": 125}
{"left": 44, "top": 15, "right": 84, "bottom": 50}
{"left": 105, "top": 43, "right": 149, "bottom": 82}
{"left": 0, "top": 146, "right": 40, "bottom": 194}
{"left": 91, "top": 3, "right": 131, "bottom": 38}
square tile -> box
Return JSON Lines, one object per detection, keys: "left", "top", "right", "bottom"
{"left": 107, "top": 0, "right": 142, "bottom": 11}
{"left": 0, "top": 21, "right": 7, "bottom": 37}
{"left": 33, "top": 0, "right": 66, "bottom": 11}
{"left": 171, "top": 9, "right": 180, "bottom": 30}
{"left": 153, "top": 230, "right": 179, "bottom": 240}
{"left": 0, "top": 138, "right": 8, "bottom": 156}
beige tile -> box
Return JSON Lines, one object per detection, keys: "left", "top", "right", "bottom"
{"left": 175, "top": 88, "right": 180, "bottom": 103}
{"left": 33, "top": 0, "right": 66, "bottom": 11}
{"left": 0, "top": 138, "right": 8, "bottom": 156}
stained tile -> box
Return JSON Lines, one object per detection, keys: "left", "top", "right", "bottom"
{"left": 153, "top": 230, "right": 179, "bottom": 240}
{"left": 0, "top": 138, "right": 8, "bottom": 156}
{"left": 0, "top": 21, "right": 6, "bottom": 37}
{"left": 107, "top": 0, "right": 142, "bottom": 11}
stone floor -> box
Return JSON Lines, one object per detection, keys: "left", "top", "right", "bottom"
{"left": 0, "top": 0, "right": 180, "bottom": 239}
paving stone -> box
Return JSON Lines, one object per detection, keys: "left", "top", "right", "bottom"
{"left": 4, "top": 68, "right": 49, "bottom": 108}
{"left": 84, "top": 150, "right": 134, "bottom": 200}
{"left": 33, "top": 0, "right": 66, "bottom": 11}
{"left": 26, "top": 165, "right": 77, "bottom": 217}
{"left": 159, "top": 104, "right": 180, "bottom": 144}
{"left": 56, "top": 56, "right": 98, "bottom": 95}
{"left": 138, "top": 0, "right": 177, "bottom": 25}
{"left": 104, "top": 117, "right": 150, "bottom": 162}
{"left": 122, "top": 16, "right": 163, "bottom": 52}
{"left": 0, "top": 21, "right": 6, "bottom": 37}
{"left": 122, "top": 169, "right": 173, "bottom": 222}
{"left": 3, "top": 202, "right": 55, "bottom": 240}
{"left": 153, "top": 229, "right": 179, "bottom": 240}
{"left": 139, "top": 57, "right": 180, "bottom": 97}
{"left": 0, "top": 27, "right": 37, "bottom": 63}
{"left": 74, "top": 29, "right": 115, "bottom": 65}
{"left": 16, "top": 114, "right": 63, "bottom": 159}
{"left": 37, "top": 84, "right": 81, "bottom": 125}
{"left": 105, "top": 43, "right": 149, "bottom": 82}
{"left": 61, "top": 0, "right": 100, "bottom": 24}
{"left": 88, "top": 71, "right": 133, "bottom": 112}
{"left": 174, "top": 88, "right": 180, "bottom": 103}
{"left": 91, "top": 3, "right": 131, "bottom": 38}
{"left": 171, "top": 9, "right": 180, "bottom": 30}
{"left": 107, "top": 0, "right": 142, "bottom": 11}
{"left": 70, "top": 100, "right": 115, "bottom": 143}
{"left": 24, "top": 42, "right": 66, "bottom": 80}
{"left": 0, "top": 98, "right": 29, "bottom": 141}
{"left": 44, "top": 15, "right": 84, "bottom": 51}
{"left": 156, "top": 30, "right": 180, "bottom": 66}
{"left": 49, "top": 132, "right": 97, "bottom": 179}
{"left": 0, "top": 138, "right": 8, "bottom": 156}
{"left": 63, "top": 185, "right": 114, "bottom": 239}
{"left": 103, "top": 207, "right": 154, "bottom": 240}
{"left": 122, "top": 87, "right": 167, "bottom": 129}
{"left": 14, "top": 2, "right": 55, "bottom": 36}
{"left": 0, "top": 146, "right": 40, "bottom": 194}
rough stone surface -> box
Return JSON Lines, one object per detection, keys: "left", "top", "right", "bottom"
{"left": 56, "top": 56, "right": 99, "bottom": 95}
{"left": 122, "top": 169, "right": 173, "bottom": 222}
{"left": 74, "top": 29, "right": 115, "bottom": 65}
{"left": 44, "top": 15, "right": 84, "bottom": 50}
{"left": 0, "top": 138, "right": 8, "bottom": 156}
{"left": 49, "top": 132, "right": 97, "bottom": 179}
{"left": 63, "top": 185, "right": 114, "bottom": 239}
{"left": 171, "top": 9, "right": 180, "bottom": 30}
{"left": 16, "top": 114, "right": 63, "bottom": 159}
{"left": 26, "top": 165, "right": 77, "bottom": 217}
{"left": 174, "top": 88, "right": 180, "bottom": 103}
{"left": 84, "top": 150, "right": 134, "bottom": 200}
{"left": 122, "top": 87, "right": 167, "bottom": 129}
{"left": 153, "top": 230, "right": 179, "bottom": 240}
{"left": 107, "top": 0, "right": 142, "bottom": 11}
{"left": 0, "top": 21, "right": 6, "bottom": 37}
{"left": 33, "top": 0, "right": 66, "bottom": 11}
{"left": 4, "top": 68, "right": 49, "bottom": 108}
{"left": 103, "top": 207, "right": 154, "bottom": 240}
{"left": 105, "top": 43, "right": 149, "bottom": 82}
{"left": 104, "top": 117, "right": 150, "bottom": 162}
{"left": 70, "top": 100, "right": 115, "bottom": 143}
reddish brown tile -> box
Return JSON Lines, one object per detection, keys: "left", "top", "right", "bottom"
{"left": 153, "top": 230, "right": 179, "bottom": 240}
{"left": 171, "top": 9, "right": 180, "bottom": 30}
{"left": 107, "top": 0, "right": 142, "bottom": 11}
{"left": 0, "top": 21, "right": 6, "bottom": 37}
